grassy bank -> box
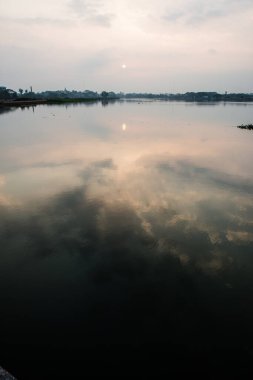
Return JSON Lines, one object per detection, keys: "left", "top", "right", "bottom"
{"left": 46, "top": 97, "right": 101, "bottom": 104}
{"left": 0, "top": 97, "right": 121, "bottom": 107}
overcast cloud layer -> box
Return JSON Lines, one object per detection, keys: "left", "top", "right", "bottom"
{"left": 0, "top": 0, "right": 253, "bottom": 92}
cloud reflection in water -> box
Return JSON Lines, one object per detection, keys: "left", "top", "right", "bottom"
{"left": 1, "top": 103, "right": 253, "bottom": 377}
{"left": 1, "top": 156, "right": 253, "bottom": 376}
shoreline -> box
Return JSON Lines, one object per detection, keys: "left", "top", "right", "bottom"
{"left": 0, "top": 98, "right": 102, "bottom": 107}
{"left": 0, "top": 99, "right": 47, "bottom": 107}
{"left": 1, "top": 97, "right": 253, "bottom": 108}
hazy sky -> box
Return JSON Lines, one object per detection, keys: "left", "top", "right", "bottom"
{"left": 1, "top": 0, "right": 253, "bottom": 93}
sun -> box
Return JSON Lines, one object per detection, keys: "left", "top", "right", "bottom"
{"left": 121, "top": 64, "right": 127, "bottom": 69}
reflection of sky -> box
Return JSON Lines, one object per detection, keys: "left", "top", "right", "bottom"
{"left": 1, "top": 101, "right": 253, "bottom": 377}
{"left": 1, "top": 101, "right": 253, "bottom": 274}
{"left": 0, "top": 101, "right": 253, "bottom": 200}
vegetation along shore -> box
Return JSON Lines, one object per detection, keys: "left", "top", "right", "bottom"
{"left": 1, "top": 86, "right": 253, "bottom": 107}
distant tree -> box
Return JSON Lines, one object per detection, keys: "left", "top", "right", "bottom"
{"left": 25, "top": 89, "right": 28, "bottom": 94}
{"left": 0, "top": 86, "right": 8, "bottom": 99}
{"left": 101, "top": 91, "right": 108, "bottom": 98}
{"left": 108, "top": 91, "right": 117, "bottom": 98}
{"left": 0, "top": 86, "right": 17, "bottom": 100}
{"left": 19, "top": 88, "right": 23, "bottom": 95}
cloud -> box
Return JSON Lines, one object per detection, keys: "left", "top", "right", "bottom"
{"left": 0, "top": 159, "right": 83, "bottom": 174}
{"left": 79, "top": 158, "right": 117, "bottom": 184}
{"left": 154, "top": 158, "right": 253, "bottom": 194}
{"left": 163, "top": 0, "right": 253, "bottom": 25}
{"left": 0, "top": 175, "right": 6, "bottom": 187}
{"left": 0, "top": 16, "right": 75, "bottom": 27}
{"left": 1, "top": 0, "right": 253, "bottom": 91}
{"left": 68, "top": 0, "right": 115, "bottom": 27}
{"left": 68, "top": 0, "right": 99, "bottom": 15}
{"left": 76, "top": 49, "right": 116, "bottom": 73}
{"left": 1, "top": 158, "right": 253, "bottom": 375}
{"left": 1, "top": 156, "right": 252, "bottom": 274}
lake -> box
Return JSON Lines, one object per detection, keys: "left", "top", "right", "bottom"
{"left": 1, "top": 100, "right": 253, "bottom": 378}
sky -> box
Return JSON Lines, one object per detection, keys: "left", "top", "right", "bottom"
{"left": 0, "top": 0, "right": 253, "bottom": 93}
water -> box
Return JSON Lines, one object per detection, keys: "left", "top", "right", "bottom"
{"left": 0, "top": 101, "right": 253, "bottom": 377}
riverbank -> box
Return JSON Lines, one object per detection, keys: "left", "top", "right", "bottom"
{"left": 237, "top": 123, "right": 253, "bottom": 130}
{"left": 0, "top": 99, "right": 47, "bottom": 107}
{"left": 0, "top": 98, "right": 103, "bottom": 107}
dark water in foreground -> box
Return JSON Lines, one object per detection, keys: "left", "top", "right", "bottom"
{"left": 1, "top": 101, "right": 253, "bottom": 378}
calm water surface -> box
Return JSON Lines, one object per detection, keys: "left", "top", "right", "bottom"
{"left": 1, "top": 101, "right": 253, "bottom": 377}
